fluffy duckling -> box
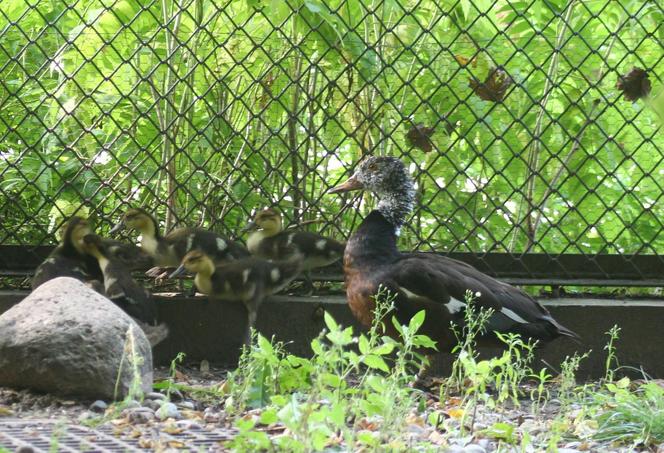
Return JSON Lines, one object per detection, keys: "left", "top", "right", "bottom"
{"left": 170, "top": 250, "right": 302, "bottom": 345}
{"left": 244, "top": 208, "right": 345, "bottom": 292}
{"left": 32, "top": 217, "right": 153, "bottom": 290}
{"left": 82, "top": 234, "right": 168, "bottom": 346}
{"left": 110, "top": 208, "right": 249, "bottom": 276}
{"left": 330, "top": 156, "right": 579, "bottom": 351}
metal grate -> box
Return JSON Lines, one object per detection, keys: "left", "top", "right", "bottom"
{"left": 0, "top": 1, "right": 662, "bottom": 284}
{"left": 0, "top": 419, "right": 235, "bottom": 452}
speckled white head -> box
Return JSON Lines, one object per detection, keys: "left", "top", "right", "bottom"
{"left": 330, "top": 156, "right": 415, "bottom": 228}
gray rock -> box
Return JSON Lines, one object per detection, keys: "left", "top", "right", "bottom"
{"left": 143, "top": 399, "right": 163, "bottom": 411}
{"left": 16, "top": 447, "right": 35, "bottom": 453}
{"left": 446, "top": 447, "right": 466, "bottom": 453}
{"left": 126, "top": 407, "right": 155, "bottom": 424}
{"left": 463, "top": 445, "right": 486, "bottom": 453}
{"left": 89, "top": 400, "right": 108, "bottom": 413}
{"left": 156, "top": 402, "right": 180, "bottom": 420}
{"left": 176, "top": 420, "right": 202, "bottom": 430}
{"left": 146, "top": 392, "right": 167, "bottom": 401}
{"left": 168, "top": 389, "right": 184, "bottom": 401}
{"left": 123, "top": 399, "right": 141, "bottom": 409}
{"left": 0, "top": 278, "right": 153, "bottom": 400}
{"left": 177, "top": 401, "right": 195, "bottom": 410}
{"left": 555, "top": 449, "right": 579, "bottom": 453}
{"left": 77, "top": 410, "right": 97, "bottom": 422}
{"left": 203, "top": 408, "right": 220, "bottom": 423}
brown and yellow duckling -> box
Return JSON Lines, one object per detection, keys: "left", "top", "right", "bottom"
{"left": 244, "top": 208, "right": 345, "bottom": 292}
{"left": 170, "top": 250, "right": 302, "bottom": 345}
{"left": 82, "top": 233, "right": 168, "bottom": 346}
{"left": 110, "top": 208, "right": 249, "bottom": 277}
{"left": 32, "top": 217, "right": 152, "bottom": 290}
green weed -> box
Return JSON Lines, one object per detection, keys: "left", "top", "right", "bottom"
{"left": 226, "top": 286, "right": 435, "bottom": 452}
{"left": 594, "top": 380, "right": 664, "bottom": 447}
{"left": 603, "top": 325, "right": 621, "bottom": 383}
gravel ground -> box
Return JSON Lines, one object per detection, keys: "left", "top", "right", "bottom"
{"left": 0, "top": 367, "right": 653, "bottom": 452}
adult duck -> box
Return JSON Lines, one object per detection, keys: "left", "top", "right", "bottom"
{"left": 329, "top": 156, "right": 579, "bottom": 350}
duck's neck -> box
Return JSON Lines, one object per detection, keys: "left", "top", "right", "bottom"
{"left": 138, "top": 220, "right": 160, "bottom": 254}
{"left": 376, "top": 173, "right": 415, "bottom": 230}
{"left": 346, "top": 177, "right": 415, "bottom": 266}
{"left": 193, "top": 262, "right": 215, "bottom": 295}
{"left": 62, "top": 228, "right": 90, "bottom": 257}
{"left": 348, "top": 211, "right": 400, "bottom": 263}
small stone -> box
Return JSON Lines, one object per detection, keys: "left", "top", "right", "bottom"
{"left": 177, "top": 401, "right": 195, "bottom": 410}
{"left": 143, "top": 399, "right": 163, "bottom": 411}
{"left": 176, "top": 420, "right": 202, "bottom": 430}
{"left": 477, "top": 439, "right": 490, "bottom": 450}
{"left": 125, "top": 407, "right": 155, "bottom": 424}
{"left": 200, "top": 360, "right": 210, "bottom": 372}
{"left": 564, "top": 442, "right": 581, "bottom": 449}
{"left": 556, "top": 449, "right": 580, "bottom": 453}
{"left": 168, "top": 389, "right": 184, "bottom": 401}
{"left": 16, "top": 447, "right": 35, "bottom": 453}
{"left": 446, "top": 447, "right": 465, "bottom": 453}
{"left": 203, "top": 408, "right": 220, "bottom": 423}
{"left": 146, "top": 392, "right": 167, "bottom": 401}
{"left": 77, "top": 411, "right": 98, "bottom": 423}
{"left": 463, "top": 444, "right": 486, "bottom": 453}
{"left": 156, "top": 402, "right": 180, "bottom": 420}
{"left": 123, "top": 400, "right": 141, "bottom": 409}
{"left": 89, "top": 400, "right": 108, "bottom": 413}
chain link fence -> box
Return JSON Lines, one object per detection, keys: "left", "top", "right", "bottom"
{"left": 0, "top": 0, "right": 662, "bottom": 284}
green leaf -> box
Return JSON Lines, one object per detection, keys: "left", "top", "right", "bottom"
{"left": 323, "top": 311, "right": 338, "bottom": 332}
{"left": 409, "top": 310, "right": 426, "bottom": 333}
{"left": 412, "top": 335, "right": 437, "bottom": 350}
{"left": 326, "top": 326, "right": 353, "bottom": 346}
{"left": 483, "top": 422, "right": 516, "bottom": 443}
{"left": 259, "top": 408, "right": 278, "bottom": 425}
{"left": 358, "top": 335, "right": 370, "bottom": 355}
{"left": 320, "top": 372, "right": 342, "bottom": 388}
{"left": 363, "top": 354, "right": 390, "bottom": 372}
{"left": 372, "top": 342, "right": 396, "bottom": 356}
{"left": 257, "top": 335, "right": 274, "bottom": 354}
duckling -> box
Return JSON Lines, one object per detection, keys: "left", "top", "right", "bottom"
{"left": 169, "top": 250, "right": 302, "bottom": 345}
{"left": 110, "top": 208, "right": 249, "bottom": 277}
{"left": 32, "top": 217, "right": 153, "bottom": 290}
{"left": 82, "top": 234, "right": 157, "bottom": 323}
{"left": 32, "top": 217, "right": 98, "bottom": 290}
{"left": 330, "top": 156, "right": 579, "bottom": 351}
{"left": 244, "top": 208, "right": 345, "bottom": 293}
{"left": 82, "top": 234, "right": 168, "bottom": 346}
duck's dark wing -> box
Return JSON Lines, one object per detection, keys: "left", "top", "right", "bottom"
{"left": 101, "top": 238, "right": 154, "bottom": 270}
{"left": 166, "top": 228, "right": 250, "bottom": 262}
{"left": 103, "top": 260, "right": 158, "bottom": 325}
{"left": 292, "top": 231, "right": 345, "bottom": 257}
{"left": 389, "top": 253, "right": 578, "bottom": 343}
{"left": 32, "top": 249, "right": 102, "bottom": 290}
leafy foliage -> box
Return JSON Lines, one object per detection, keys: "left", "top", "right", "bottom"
{"left": 0, "top": 0, "right": 662, "bottom": 258}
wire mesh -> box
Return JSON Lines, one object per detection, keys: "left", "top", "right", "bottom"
{"left": 0, "top": 0, "right": 662, "bottom": 281}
